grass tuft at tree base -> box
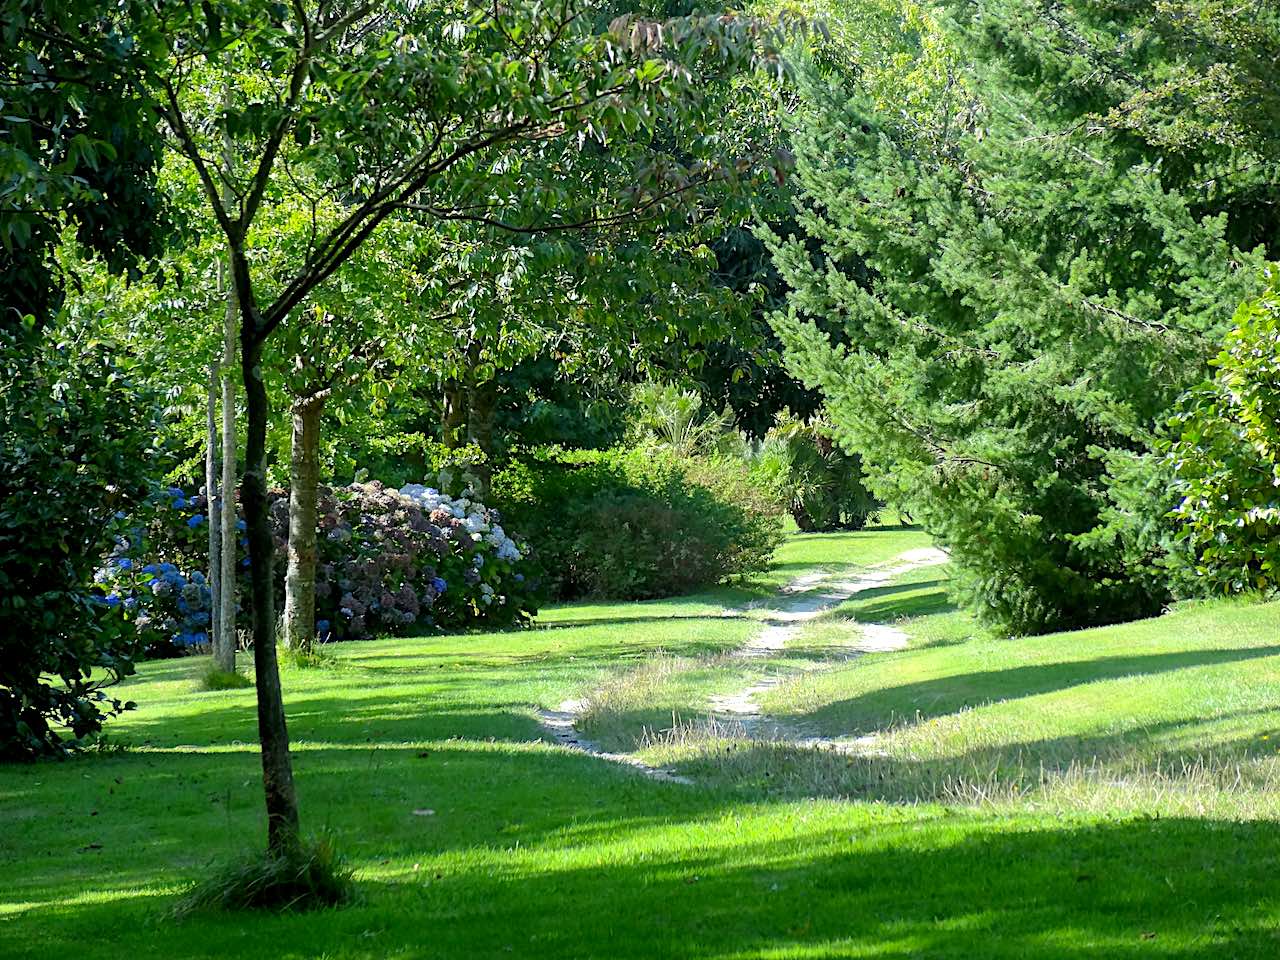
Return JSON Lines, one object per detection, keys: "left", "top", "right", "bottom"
{"left": 194, "top": 664, "right": 254, "bottom": 691}
{"left": 279, "top": 644, "right": 342, "bottom": 671}
{"left": 173, "top": 834, "right": 354, "bottom": 916}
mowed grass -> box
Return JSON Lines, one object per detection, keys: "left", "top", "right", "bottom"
{"left": 3, "top": 526, "right": 1280, "bottom": 957}
{"left": 763, "top": 583, "right": 1280, "bottom": 773}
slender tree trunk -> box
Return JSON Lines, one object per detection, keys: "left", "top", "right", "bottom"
{"left": 215, "top": 75, "right": 297, "bottom": 859}
{"left": 215, "top": 84, "right": 238, "bottom": 674}
{"left": 239, "top": 326, "right": 301, "bottom": 857}
{"left": 214, "top": 258, "right": 239, "bottom": 673}
{"left": 283, "top": 395, "right": 324, "bottom": 655}
{"left": 205, "top": 362, "right": 222, "bottom": 651}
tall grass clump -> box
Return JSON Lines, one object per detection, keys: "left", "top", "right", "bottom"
{"left": 174, "top": 834, "right": 354, "bottom": 916}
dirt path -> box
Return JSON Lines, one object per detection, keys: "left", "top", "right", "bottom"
{"left": 707, "top": 548, "right": 947, "bottom": 737}
{"left": 535, "top": 547, "right": 947, "bottom": 780}
{"left": 537, "top": 697, "right": 692, "bottom": 784}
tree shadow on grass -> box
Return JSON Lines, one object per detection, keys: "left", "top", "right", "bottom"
{"left": 6, "top": 798, "right": 1280, "bottom": 959}
{"left": 794, "top": 645, "right": 1280, "bottom": 736}
{"left": 849, "top": 583, "right": 956, "bottom": 623}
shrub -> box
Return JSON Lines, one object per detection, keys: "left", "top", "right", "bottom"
{"left": 93, "top": 487, "right": 226, "bottom": 659}
{"left": 308, "top": 481, "right": 536, "bottom": 638}
{"left": 0, "top": 320, "right": 158, "bottom": 759}
{"left": 1168, "top": 268, "right": 1280, "bottom": 594}
{"left": 102, "top": 481, "right": 538, "bottom": 652}
{"left": 493, "top": 447, "right": 782, "bottom": 600}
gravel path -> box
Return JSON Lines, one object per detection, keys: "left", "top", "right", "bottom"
{"left": 535, "top": 547, "right": 948, "bottom": 780}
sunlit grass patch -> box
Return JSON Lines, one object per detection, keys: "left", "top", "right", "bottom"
{"left": 8, "top": 528, "right": 1280, "bottom": 959}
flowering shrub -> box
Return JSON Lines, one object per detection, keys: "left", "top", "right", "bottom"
{"left": 397, "top": 483, "right": 531, "bottom": 626}
{"left": 96, "top": 481, "right": 538, "bottom": 654}
{"left": 93, "top": 486, "right": 229, "bottom": 658}
{"left": 276, "top": 481, "right": 535, "bottom": 641}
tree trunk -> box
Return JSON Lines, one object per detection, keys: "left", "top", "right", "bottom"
{"left": 283, "top": 396, "right": 324, "bottom": 655}
{"left": 240, "top": 326, "right": 300, "bottom": 857}
{"left": 214, "top": 259, "right": 238, "bottom": 673}
{"left": 466, "top": 378, "right": 498, "bottom": 500}
{"left": 442, "top": 377, "right": 467, "bottom": 449}
{"left": 205, "top": 361, "right": 222, "bottom": 652}
{"left": 214, "top": 82, "right": 239, "bottom": 674}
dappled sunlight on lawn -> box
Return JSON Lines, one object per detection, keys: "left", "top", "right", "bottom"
{"left": 7, "top": 528, "right": 1280, "bottom": 959}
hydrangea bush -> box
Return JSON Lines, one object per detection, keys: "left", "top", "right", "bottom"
{"left": 96, "top": 481, "right": 538, "bottom": 654}
{"left": 94, "top": 486, "right": 228, "bottom": 657}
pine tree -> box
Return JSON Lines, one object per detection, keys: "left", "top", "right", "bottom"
{"left": 767, "top": 0, "right": 1279, "bottom": 633}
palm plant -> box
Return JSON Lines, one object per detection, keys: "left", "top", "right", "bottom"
{"left": 628, "top": 382, "right": 738, "bottom": 458}
{"left": 758, "top": 412, "right": 879, "bottom": 530}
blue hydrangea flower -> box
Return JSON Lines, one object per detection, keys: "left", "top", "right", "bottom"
{"left": 431, "top": 577, "right": 447, "bottom": 594}
{"left": 187, "top": 514, "right": 205, "bottom": 528}
{"left": 115, "top": 557, "right": 133, "bottom": 571}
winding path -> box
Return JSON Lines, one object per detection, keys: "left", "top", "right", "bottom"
{"left": 535, "top": 546, "right": 948, "bottom": 781}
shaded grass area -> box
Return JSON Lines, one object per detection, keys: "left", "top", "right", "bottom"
{"left": 5, "top": 526, "right": 1280, "bottom": 957}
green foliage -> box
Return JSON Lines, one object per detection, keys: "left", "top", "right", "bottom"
{"left": 767, "top": 0, "right": 1276, "bottom": 634}
{"left": 0, "top": 319, "right": 159, "bottom": 759}
{"left": 1169, "top": 268, "right": 1280, "bottom": 595}
{"left": 1097, "top": 1, "right": 1280, "bottom": 155}
{"left": 174, "top": 833, "right": 354, "bottom": 915}
{"left": 754, "top": 412, "right": 879, "bottom": 531}
{"left": 493, "top": 447, "right": 782, "bottom": 600}
{"left": 1, "top": 1, "right": 167, "bottom": 323}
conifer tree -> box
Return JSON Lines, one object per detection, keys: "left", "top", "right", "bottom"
{"left": 768, "top": 0, "right": 1279, "bottom": 633}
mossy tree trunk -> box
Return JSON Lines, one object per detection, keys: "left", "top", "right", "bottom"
{"left": 466, "top": 379, "right": 498, "bottom": 499}
{"left": 442, "top": 377, "right": 468, "bottom": 449}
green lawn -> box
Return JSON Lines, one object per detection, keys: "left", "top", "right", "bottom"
{"left": 4, "top": 526, "right": 1280, "bottom": 957}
